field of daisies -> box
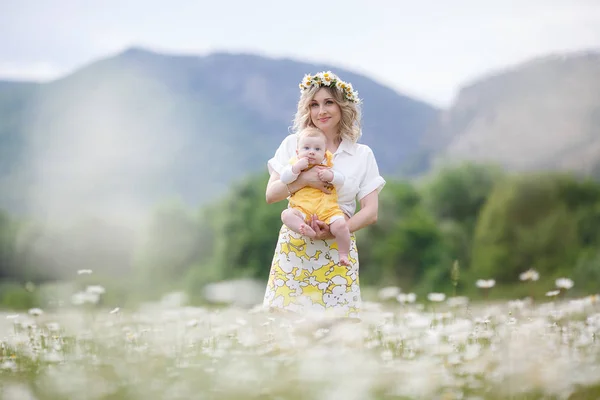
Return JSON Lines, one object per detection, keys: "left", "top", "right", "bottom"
{"left": 1, "top": 270, "right": 599, "bottom": 400}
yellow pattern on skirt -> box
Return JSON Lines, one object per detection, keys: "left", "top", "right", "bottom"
{"left": 263, "top": 224, "right": 361, "bottom": 318}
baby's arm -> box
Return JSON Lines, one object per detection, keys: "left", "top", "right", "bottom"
{"left": 281, "top": 157, "right": 310, "bottom": 184}
{"left": 280, "top": 165, "right": 300, "bottom": 184}
{"left": 318, "top": 168, "right": 345, "bottom": 188}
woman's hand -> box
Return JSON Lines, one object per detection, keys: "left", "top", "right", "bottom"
{"left": 309, "top": 215, "right": 335, "bottom": 240}
{"left": 299, "top": 166, "right": 333, "bottom": 193}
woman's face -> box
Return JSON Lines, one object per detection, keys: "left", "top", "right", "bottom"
{"left": 309, "top": 88, "right": 341, "bottom": 135}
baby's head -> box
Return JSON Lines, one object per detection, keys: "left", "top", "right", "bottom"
{"left": 297, "top": 127, "right": 327, "bottom": 165}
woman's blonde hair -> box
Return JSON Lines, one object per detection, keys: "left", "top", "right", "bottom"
{"left": 292, "top": 84, "right": 362, "bottom": 143}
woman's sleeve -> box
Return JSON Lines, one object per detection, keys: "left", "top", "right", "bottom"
{"left": 357, "top": 146, "right": 386, "bottom": 200}
{"left": 267, "top": 134, "right": 296, "bottom": 175}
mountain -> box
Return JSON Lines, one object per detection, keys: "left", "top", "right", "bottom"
{"left": 0, "top": 47, "right": 439, "bottom": 220}
{"left": 425, "top": 50, "right": 600, "bottom": 175}
{"left": 0, "top": 81, "right": 40, "bottom": 212}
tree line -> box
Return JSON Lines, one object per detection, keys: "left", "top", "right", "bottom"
{"left": 1, "top": 163, "right": 599, "bottom": 308}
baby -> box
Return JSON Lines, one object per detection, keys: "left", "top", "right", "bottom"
{"left": 280, "top": 127, "right": 351, "bottom": 266}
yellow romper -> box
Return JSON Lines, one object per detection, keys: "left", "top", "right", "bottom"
{"left": 287, "top": 151, "right": 345, "bottom": 225}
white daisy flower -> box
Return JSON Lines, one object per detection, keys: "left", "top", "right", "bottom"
{"left": 397, "top": 293, "right": 417, "bottom": 304}
{"left": 86, "top": 285, "right": 106, "bottom": 295}
{"left": 555, "top": 278, "right": 574, "bottom": 290}
{"left": 321, "top": 71, "right": 334, "bottom": 86}
{"left": 476, "top": 279, "right": 496, "bottom": 289}
{"left": 46, "top": 322, "right": 60, "bottom": 332}
{"left": 446, "top": 296, "right": 469, "bottom": 307}
{"left": 302, "top": 74, "right": 313, "bottom": 87}
{"left": 428, "top": 293, "right": 446, "bottom": 302}
{"left": 28, "top": 308, "right": 43, "bottom": 316}
{"left": 378, "top": 286, "right": 401, "bottom": 301}
{"left": 519, "top": 269, "right": 540, "bottom": 281}
{"left": 71, "top": 291, "right": 100, "bottom": 305}
{"left": 77, "top": 269, "right": 93, "bottom": 275}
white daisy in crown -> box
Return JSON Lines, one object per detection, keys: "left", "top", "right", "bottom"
{"left": 318, "top": 71, "right": 335, "bottom": 86}
{"left": 299, "top": 71, "right": 361, "bottom": 104}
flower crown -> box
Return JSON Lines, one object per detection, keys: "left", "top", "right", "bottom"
{"left": 298, "top": 71, "right": 360, "bottom": 104}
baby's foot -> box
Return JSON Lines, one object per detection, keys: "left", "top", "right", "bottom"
{"left": 339, "top": 254, "right": 350, "bottom": 266}
{"left": 299, "top": 224, "right": 316, "bottom": 238}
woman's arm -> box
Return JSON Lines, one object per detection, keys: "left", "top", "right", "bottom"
{"left": 347, "top": 190, "right": 379, "bottom": 233}
{"left": 266, "top": 166, "right": 332, "bottom": 204}
{"left": 266, "top": 172, "right": 304, "bottom": 204}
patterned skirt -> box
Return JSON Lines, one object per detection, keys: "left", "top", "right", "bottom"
{"left": 262, "top": 224, "right": 361, "bottom": 319}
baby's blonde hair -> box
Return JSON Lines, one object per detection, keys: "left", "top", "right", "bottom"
{"left": 297, "top": 126, "right": 327, "bottom": 144}
{"left": 292, "top": 84, "right": 362, "bottom": 143}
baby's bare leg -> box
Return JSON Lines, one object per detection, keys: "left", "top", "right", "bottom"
{"left": 281, "top": 209, "right": 316, "bottom": 238}
{"left": 330, "top": 218, "right": 351, "bottom": 266}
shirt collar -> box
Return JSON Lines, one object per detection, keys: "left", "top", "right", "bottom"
{"left": 335, "top": 137, "right": 356, "bottom": 156}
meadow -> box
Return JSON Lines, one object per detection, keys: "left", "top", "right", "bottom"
{"left": 1, "top": 278, "right": 599, "bottom": 400}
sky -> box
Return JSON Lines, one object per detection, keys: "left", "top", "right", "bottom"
{"left": 1, "top": 0, "right": 599, "bottom": 106}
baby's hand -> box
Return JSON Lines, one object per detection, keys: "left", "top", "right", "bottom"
{"left": 292, "top": 157, "right": 310, "bottom": 173}
{"left": 317, "top": 168, "right": 334, "bottom": 182}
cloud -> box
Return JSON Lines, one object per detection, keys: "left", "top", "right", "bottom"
{"left": 0, "top": 61, "right": 64, "bottom": 81}
{"left": 1, "top": 0, "right": 599, "bottom": 104}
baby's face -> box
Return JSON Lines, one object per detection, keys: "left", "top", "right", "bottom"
{"left": 297, "top": 136, "right": 326, "bottom": 165}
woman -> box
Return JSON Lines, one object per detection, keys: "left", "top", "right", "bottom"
{"left": 263, "top": 71, "right": 385, "bottom": 318}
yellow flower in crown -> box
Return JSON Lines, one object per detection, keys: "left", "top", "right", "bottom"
{"left": 299, "top": 71, "right": 361, "bottom": 104}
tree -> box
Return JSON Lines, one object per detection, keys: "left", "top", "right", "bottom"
{"left": 420, "top": 162, "right": 504, "bottom": 268}
{"left": 422, "top": 162, "right": 504, "bottom": 227}
{"left": 0, "top": 209, "right": 15, "bottom": 280}
{"left": 471, "top": 174, "right": 580, "bottom": 283}
{"left": 210, "top": 172, "right": 287, "bottom": 280}
{"left": 358, "top": 181, "right": 449, "bottom": 290}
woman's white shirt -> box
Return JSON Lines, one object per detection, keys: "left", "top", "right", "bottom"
{"left": 268, "top": 133, "right": 386, "bottom": 217}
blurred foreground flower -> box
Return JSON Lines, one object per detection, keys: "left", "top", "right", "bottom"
{"left": 160, "top": 291, "right": 188, "bottom": 308}
{"left": 86, "top": 285, "right": 106, "bottom": 295}
{"left": 446, "top": 296, "right": 469, "bottom": 307}
{"left": 378, "top": 286, "right": 401, "bottom": 301}
{"left": 520, "top": 268, "right": 540, "bottom": 301}
{"left": 71, "top": 285, "right": 106, "bottom": 305}
{"left": 427, "top": 293, "right": 446, "bottom": 302}
{"left": 77, "top": 269, "right": 93, "bottom": 275}
{"left": 203, "top": 279, "right": 264, "bottom": 307}
{"left": 28, "top": 308, "right": 43, "bottom": 316}
{"left": 46, "top": 322, "right": 60, "bottom": 332}
{"left": 555, "top": 278, "right": 574, "bottom": 290}
{"left": 476, "top": 279, "right": 495, "bottom": 300}
{"left": 476, "top": 279, "right": 496, "bottom": 289}
{"left": 396, "top": 293, "right": 417, "bottom": 304}
{"left": 519, "top": 269, "right": 540, "bottom": 281}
